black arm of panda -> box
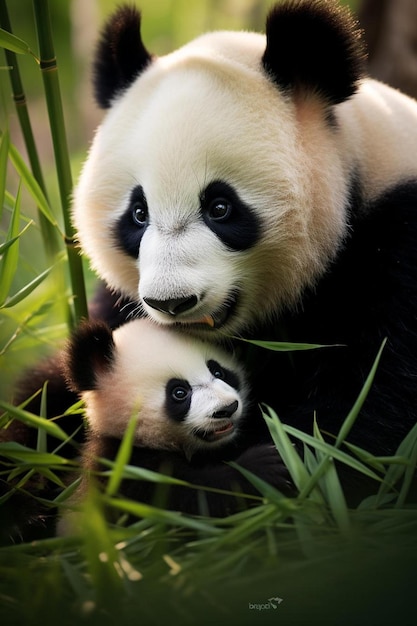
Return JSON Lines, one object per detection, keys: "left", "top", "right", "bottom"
{"left": 86, "top": 435, "right": 294, "bottom": 518}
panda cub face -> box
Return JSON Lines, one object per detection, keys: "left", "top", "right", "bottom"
{"left": 65, "top": 319, "right": 248, "bottom": 457}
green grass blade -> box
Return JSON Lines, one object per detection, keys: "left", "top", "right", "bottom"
{"left": 335, "top": 339, "right": 387, "bottom": 447}
{"left": 0, "top": 183, "right": 21, "bottom": 305}
{"left": 36, "top": 383, "right": 48, "bottom": 453}
{"left": 313, "top": 418, "right": 350, "bottom": 532}
{"left": 261, "top": 405, "right": 321, "bottom": 499}
{"left": 53, "top": 475, "right": 83, "bottom": 504}
{"left": 105, "top": 415, "right": 138, "bottom": 497}
{"left": 283, "top": 424, "right": 381, "bottom": 482}
{"left": 79, "top": 488, "right": 125, "bottom": 610}
{"left": 376, "top": 421, "right": 417, "bottom": 506}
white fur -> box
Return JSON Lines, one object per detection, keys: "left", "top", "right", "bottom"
{"left": 84, "top": 318, "right": 247, "bottom": 457}
{"left": 73, "top": 28, "right": 417, "bottom": 336}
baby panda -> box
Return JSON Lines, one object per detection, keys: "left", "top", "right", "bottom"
{"left": 63, "top": 318, "right": 291, "bottom": 518}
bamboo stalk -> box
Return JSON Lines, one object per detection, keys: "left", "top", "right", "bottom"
{"left": 32, "top": 0, "right": 88, "bottom": 325}
{"left": 0, "top": 0, "right": 60, "bottom": 259}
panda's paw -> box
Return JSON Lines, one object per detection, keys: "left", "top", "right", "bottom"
{"left": 236, "top": 444, "right": 296, "bottom": 496}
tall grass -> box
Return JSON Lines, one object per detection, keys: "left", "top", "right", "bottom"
{"left": 0, "top": 4, "right": 416, "bottom": 626}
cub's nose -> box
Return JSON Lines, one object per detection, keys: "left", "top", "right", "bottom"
{"left": 143, "top": 295, "right": 198, "bottom": 316}
{"left": 212, "top": 400, "right": 239, "bottom": 419}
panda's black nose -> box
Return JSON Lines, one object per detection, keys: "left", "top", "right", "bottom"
{"left": 143, "top": 295, "right": 198, "bottom": 316}
{"left": 213, "top": 400, "right": 239, "bottom": 419}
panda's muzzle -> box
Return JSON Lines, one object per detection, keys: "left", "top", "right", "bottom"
{"left": 195, "top": 402, "right": 239, "bottom": 443}
{"left": 212, "top": 400, "right": 238, "bottom": 419}
{"left": 143, "top": 291, "right": 238, "bottom": 330}
{"left": 143, "top": 294, "right": 198, "bottom": 317}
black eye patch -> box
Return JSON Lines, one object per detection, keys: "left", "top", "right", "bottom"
{"left": 207, "top": 359, "right": 241, "bottom": 391}
{"left": 165, "top": 378, "right": 192, "bottom": 422}
{"left": 200, "top": 181, "right": 261, "bottom": 251}
{"left": 115, "top": 185, "right": 149, "bottom": 258}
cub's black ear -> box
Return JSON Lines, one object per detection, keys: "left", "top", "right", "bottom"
{"left": 64, "top": 321, "right": 115, "bottom": 393}
{"left": 93, "top": 5, "right": 153, "bottom": 108}
{"left": 262, "top": 0, "right": 366, "bottom": 105}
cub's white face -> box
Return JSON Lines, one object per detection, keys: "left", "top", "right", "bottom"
{"left": 84, "top": 319, "right": 247, "bottom": 457}
{"left": 73, "top": 30, "right": 348, "bottom": 337}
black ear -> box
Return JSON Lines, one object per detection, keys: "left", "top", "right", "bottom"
{"left": 262, "top": 0, "right": 366, "bottom": 105}
{"left": 64, "top": 321, "right": 115, "bottom": 392}
{"left": 93, "top": 5, "right": 153, "bottom": 108}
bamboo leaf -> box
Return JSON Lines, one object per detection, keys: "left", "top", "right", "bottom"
{"left": 103, "top": 495, "right": 222, "bottom": 535}
{"left": 228, "top": 461, "right": 293, "bottom": 504}
{"left": 237, "top": 338, "right": 336, "bottom": 351}
{"left": 0, "top": 27, "right": 34, "bottom": 55}
{"left": 8, "top": 141, "right": 59, "bottom": 227}
{"left": 0, "top": 442, "right": 72, "bottom": 466}
{"left": 0, "top": 400, "right": 69, "bottom": 442}
{"left": 1, "top": 264, "right": 53, "bottom": 308}
{"left": 100, "top": 459, "right": 189, "bottom": 487}
{"left": 0, "top": 128, "right": 9, "bottom": 219}
{"left": 0, "top": 220, "right": 32, "bottom": 256}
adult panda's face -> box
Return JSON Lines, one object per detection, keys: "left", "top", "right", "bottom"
{"left": 74, "top": 4, "right": 363, "bottom": 337}
{"left": 83, "top": 319, "right": 248, "bottom": 457}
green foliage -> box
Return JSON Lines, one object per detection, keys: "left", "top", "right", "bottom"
{"left": 0, "top": 2, "right": 416, "bottom": 625}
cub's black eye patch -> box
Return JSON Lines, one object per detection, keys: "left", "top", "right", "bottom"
{"left": 200, "top": 181, "right": 261, "bottom": 251}
{"left": 207, "top": 359, "right": 241, "bottom": 391}
{"left": 165, "top": 378, "right": 192, "bottom": 422}
{"left": 115, "top": 185, "right": 149, "bottom": 258}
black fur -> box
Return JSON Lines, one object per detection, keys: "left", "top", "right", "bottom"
{"left": 246, "top": 180, "right": 417, "bottom": 462}
{"left": 165, "top": 379, "right": 192, "bottom": 421}
{"left": 262, "top": 0, "right": 366, "bottom": 104}
{"left": 207, "top": 359, "right": 241, "bottom": 392}
{"left": 116, "top": 185, "right": 149, "bottom": 259}
{"left": 200, "top": 181, "right": 262, "bottom": 251}
{"left": 64, "top": 320, "right": 116, "bottom": 392}
{"left": 93, "top": 6, "right": 153, "bottom": 108}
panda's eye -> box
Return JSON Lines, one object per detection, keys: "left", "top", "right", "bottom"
{"left": 207, "top": 198, "right": 232, "bottom": 222}
{"left": 166, "top": 378, "right": 192, "bottom": 422}
{"left": 207, "top": 360, "right": 225, "bottom": 380}
{"left": 171, "top": 385, "right": 191, "bottom": 402}
{"left": 132, "top": 202, "right": 148, "bottom": 227}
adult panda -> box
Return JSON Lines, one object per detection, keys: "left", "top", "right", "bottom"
{"left": 71, "top": 0, "right": 417, "bottom": 470}
{"left": 61, "top": 318, "right": 288, "bottom": 521}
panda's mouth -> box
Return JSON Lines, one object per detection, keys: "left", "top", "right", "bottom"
{"left": 195, "top": 420, "right": 235, "bottom": 443}
{"left": 180, "top": 292, "right": 239, "bottom": 331}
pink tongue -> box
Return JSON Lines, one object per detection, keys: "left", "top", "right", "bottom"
{"left": 214, "top": 422, "right": 233, "bottom": 435}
